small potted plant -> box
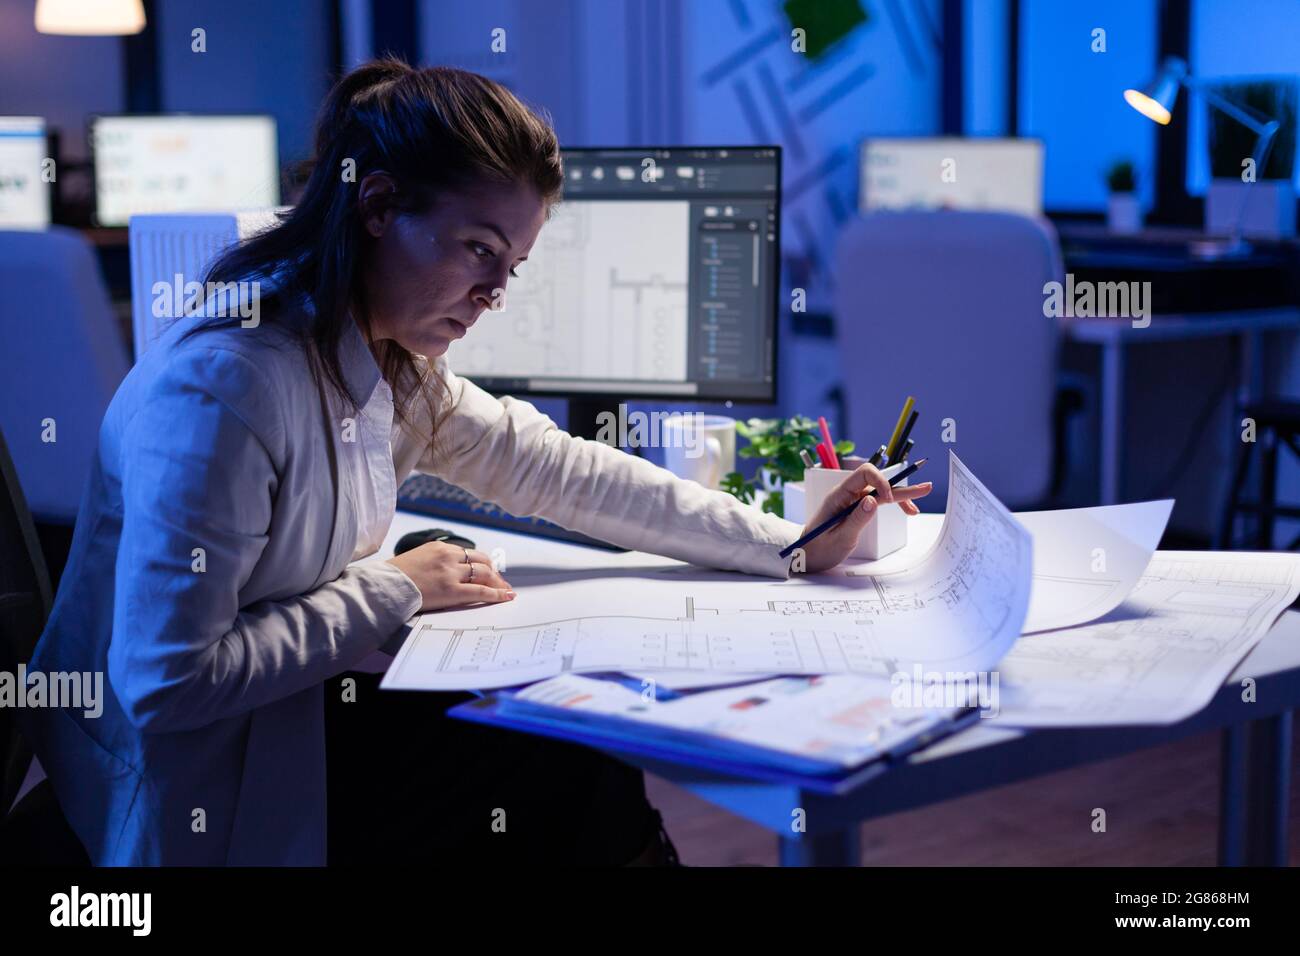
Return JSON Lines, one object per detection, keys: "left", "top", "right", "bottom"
{"left": 720, "top": 415, "right": 854, "bottom": 519}
{"left": 1105, "top": 159, "right": 1141, "bottom": 234}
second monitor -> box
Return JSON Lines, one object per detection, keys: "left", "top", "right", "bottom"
{"left": 445, "top": 146, "right": 781, "bottom": 404}
{"left": 860, "top": 137, "right": 1044, "bottom": 217}
{"left": 91, "top": 114, "right": 280, "bottom": 227}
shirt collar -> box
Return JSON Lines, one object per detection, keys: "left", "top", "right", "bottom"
{"left": 282, "top": 289, "right": 385, "bottom": 409}
{"left": 338, "top": 314, "right": 385, "bottom": 408}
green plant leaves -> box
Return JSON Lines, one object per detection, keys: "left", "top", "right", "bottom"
{"left": 718, "top": 415, "right": 855, "bottom": 519}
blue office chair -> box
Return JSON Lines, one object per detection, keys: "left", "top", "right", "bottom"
{"left": 833, "top": 211, "right": 1068, "bottom": 511}
{"left": 0, "top": 228, "right": 129, "bottom": 525}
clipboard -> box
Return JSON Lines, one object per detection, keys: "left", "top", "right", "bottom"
{"left": 449, "top": 684, "right": 981, "bottom": 796}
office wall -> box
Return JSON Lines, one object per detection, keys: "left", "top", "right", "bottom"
{"left": 0, "top": 0, "right": 125, "bottom": 161}
{"left": 685, "top": 0, "right": 941, "bottom": 299}
{"left": 420, "top": 0, "right": 941, "bottom": 305}
{"left": 1018, "top": 0, "right": 1158, "bottom": 211}
{"left": 0, "top": 0, "right": 333, "bottom": 168}
{"left": 419, "top": 0, "right": 588, "bottom": 143}
{"left": 155, "top": 0, "right": 335, "bottom": 167}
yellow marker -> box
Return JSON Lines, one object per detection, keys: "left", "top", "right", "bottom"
{"left": 884, "top": 396, "right": 915, "bottom": 463}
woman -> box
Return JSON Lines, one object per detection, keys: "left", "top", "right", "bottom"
{"left": 22, "top": 59, "right": 931, "bottom": 866}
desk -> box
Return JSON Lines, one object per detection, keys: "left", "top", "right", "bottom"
{"left": 1065, "top": 307, "right": 1300, "bottom": 505}
{"left": 379, "top": 508, "right": 1298, "bottom": 867}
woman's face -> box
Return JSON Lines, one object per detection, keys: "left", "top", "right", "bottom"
{"left": 359, "top": 174, "right": 548, "bottom": 358}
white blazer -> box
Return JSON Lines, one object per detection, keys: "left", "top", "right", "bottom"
{"left": 22, "top": 301, "right": 801, "bottom": 865}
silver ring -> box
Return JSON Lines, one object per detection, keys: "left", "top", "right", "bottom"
{"left": 462, "top": 547, "right": 471, "bottom": 564}
{"left": 467, "top": 562, "right": 475, "bottom": 583}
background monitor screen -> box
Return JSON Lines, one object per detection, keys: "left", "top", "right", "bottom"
{"left": 0, "top": 117, "right": 51, "bottom": 230}
{"left": 91, "top": 114, "right": 279, "bottom": 227}
{"left": 445, "top": 146, "right": 781, "bottom": 401}
{"left": 860, "top": 137, "right": 1044, "bottom": 217}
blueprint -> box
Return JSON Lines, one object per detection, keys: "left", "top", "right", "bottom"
{"left": 381, "top": 453, "right": 1034, "bottom": 690}
{"left": 991, "top": 550, "right": 1300, "bottom": 726}
{"left": 446, "top": 200, "right": 690, "bottom": 381}
{"left": 637, "top": 497, "right": 1172, "bottom": 691}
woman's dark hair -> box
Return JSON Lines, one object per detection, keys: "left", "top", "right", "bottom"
{"left": 198, "top": 57, "right": 564, "bottom": 445}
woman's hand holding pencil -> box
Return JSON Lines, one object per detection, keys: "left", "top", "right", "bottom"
{"left": 785, "top": 460, "right": 933, "bottom": 572}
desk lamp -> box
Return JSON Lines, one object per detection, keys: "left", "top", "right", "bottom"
{"left": 1125, "top": 55, "right": 1281, "bottom": 257}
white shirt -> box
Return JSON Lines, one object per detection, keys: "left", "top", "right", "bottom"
{"left": 342, "top": 362, "right": 401, "bottom": 673}
{"left": 348, "top": 376, "right": 398, "bottom": 564}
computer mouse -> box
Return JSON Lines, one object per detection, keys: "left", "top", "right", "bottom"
{"left": 394, "top": 528, "right": 478, "bottom": 556}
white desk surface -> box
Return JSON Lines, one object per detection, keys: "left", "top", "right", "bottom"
{"left": 381, "top": 507, "right": 1300, "bottom": 763}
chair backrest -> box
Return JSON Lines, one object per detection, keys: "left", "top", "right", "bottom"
{"left": 833, "top": 211, "right": 1064, "bottom": 511}
{"left": 0, "top": 426, "right": 53, "bottom": 817}
{"left": 0, "top": 227, "right": 129, "bottom": 523}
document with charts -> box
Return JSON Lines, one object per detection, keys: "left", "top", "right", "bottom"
{"left": 381, "top": 453, "right": 1034, "bottom": 691}
{"left": 990, "top": 550, "right": 1300, "bottom": 726}
{"left": 496, "top": 672, "right": 969, "bottom": 772}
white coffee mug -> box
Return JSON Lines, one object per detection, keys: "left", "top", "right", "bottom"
{"left": 661, "top": 414, "right": 736, "bottom": 490}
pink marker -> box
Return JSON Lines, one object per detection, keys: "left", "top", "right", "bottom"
{"left": 818, "top": 416, "right": 840, "bottom": 469}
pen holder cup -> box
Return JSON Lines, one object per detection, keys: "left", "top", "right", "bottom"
{"left": 783, "top": 455, "right": 908, "bottom": 561}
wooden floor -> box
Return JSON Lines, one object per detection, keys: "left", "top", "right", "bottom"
{"left": 647, "top": 728, "right": 1300, "bottom": 866}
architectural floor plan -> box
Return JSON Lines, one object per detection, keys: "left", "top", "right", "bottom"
{"left": 382, "top": 454, "right": 1034, "bottom": 690}
{"left": 992, "top": 550, "right": 1300, "bottom": 725}
{"left": 446, "top": 200, "right": 690, "bottom": 381}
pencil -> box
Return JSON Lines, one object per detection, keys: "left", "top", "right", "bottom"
{"left": 884, "top": 396, "right": 915, "bottom": 464}
{"left": 889, "top": 409, "right": 919, "bottom": 465}
{"left": 779, "top": 458, "right": 927, "bottom": 559}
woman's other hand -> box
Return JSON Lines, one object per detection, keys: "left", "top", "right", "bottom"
{"left": 387, "top": 542, "right": 516, "bottom": 610}
{"left": 796, "top": 463, "right": 933, "bottom": 574}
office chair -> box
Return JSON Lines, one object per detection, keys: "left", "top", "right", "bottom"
{"left": 0, "top": 228, "right": 129, "bottom": 524}
{"left": 833, "top": 211, "right": 1067, "bottom": 511}
{"left": 0, "top": 427, "right": 89, "bottom": 866}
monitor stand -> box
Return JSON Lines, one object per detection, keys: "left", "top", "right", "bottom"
{"left": 567, "top": 396, "right": 647, "bottom": 457}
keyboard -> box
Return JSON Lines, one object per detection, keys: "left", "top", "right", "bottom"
{"left": 397, "top": 473, "right": 629, "bottom": 552}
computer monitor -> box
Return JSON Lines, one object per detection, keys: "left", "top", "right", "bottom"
{"left": 859, "top": 137, "right": 1044, "bottom": 217}
{"left": 127, "top": 210, "right": 284, "bottom": 361}
{"left": 90, "top": 114, "right": 279, "bottom": 227}
{"left": 0, "top": 117, "right": 51, "bottom": 230}
{"left": 445, "top": 146, "right": 781, "bottom": 408}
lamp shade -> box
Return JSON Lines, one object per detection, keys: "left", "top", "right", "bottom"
{"left": 1124, "top": 56, "right": 1188, "bottom": 125}
{"left": 35, "top": 0, "right": 146, "bottom": 35}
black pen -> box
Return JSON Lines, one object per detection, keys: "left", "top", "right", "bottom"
{"left": 779, "top": 458, "right": 928, "bottom": 559}
{"left": 888, "top": 410, "right": 919, "bottom": 465}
